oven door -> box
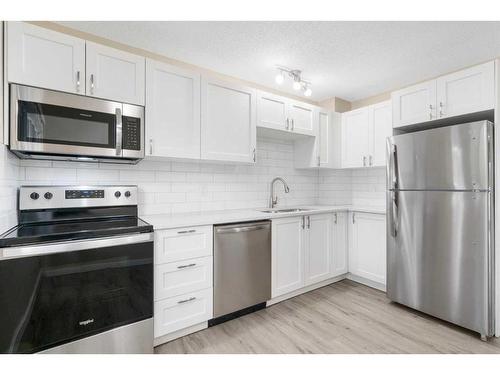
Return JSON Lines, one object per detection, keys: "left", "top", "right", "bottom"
{"left": 0, "top": 232, "right": 153, "bottom": 354}
{"left": 10, "top": 84, "right": 123, "bottom": 159}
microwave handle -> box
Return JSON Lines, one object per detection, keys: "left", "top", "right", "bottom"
{"left": 115, "top": 107, "right": 122, "bottom": 156}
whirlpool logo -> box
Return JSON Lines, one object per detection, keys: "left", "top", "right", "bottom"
{"left": 79, "top": 318, "right": 95, "bottom": 326}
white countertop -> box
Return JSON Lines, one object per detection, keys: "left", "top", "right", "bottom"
{"left": 141, "top": 205, "right": 386, "bottom": 230}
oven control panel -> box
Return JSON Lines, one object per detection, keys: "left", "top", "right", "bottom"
{"left": 122, "top": 116, "right": 141, "bottom": 151}
{"left": 20, "top": 186, "right": 138, "bottom": 210}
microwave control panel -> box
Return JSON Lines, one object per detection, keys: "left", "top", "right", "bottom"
{"left": 122, "top": 116, "right": 141, "bottom": 151}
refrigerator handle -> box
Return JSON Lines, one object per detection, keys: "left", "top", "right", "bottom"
{"left": 387, "top": 138, "right": 399, "bottom": 237}
{"left": 389, "top": 190, "right": 399, "bottom": 237}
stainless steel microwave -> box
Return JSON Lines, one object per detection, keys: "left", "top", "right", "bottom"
{"left": 9, "top": 84, "right": 145, "bottom": 163}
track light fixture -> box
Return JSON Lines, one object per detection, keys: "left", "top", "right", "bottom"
{"left": 274, "top": 66, "right": 312, "bottom": 97}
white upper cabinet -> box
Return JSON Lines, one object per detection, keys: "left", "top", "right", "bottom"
{"left": 146, "top": 60, "right": 201, "bottom": 159}
{"left": 288, "top": 100, "right": 316, "bottom": 136}
{"left": 201, "top": 76, "right": 256, "bottom": 163}
{"left": 256, "top": 91, "right": 316, "bottom": 136}
{"left": 392, "top": 80, "right": 436, "bottom": 128}
{"left": 85, "top": 42, "right": 145, "bottom": 105}
{"left": 369, "top": 101, "right": 392, "bottom": 167}
{"left": 392, "top": 61, "right": 494, "bottom": 128}
{"left": 256, "top": 91, "right": 289, "bottom": 131}
{"left": 436, "top": 61, "right": 494, "bottom": 119}
{"left": 341, "top": 107, "right": 370, "bottom": 168}
{"left": 7, "top": 22, "right": 85, "bottom": 94}
{"left": 342, "top": 102, "right": 392, "bottom": 168}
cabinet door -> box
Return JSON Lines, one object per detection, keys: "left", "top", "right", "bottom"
{"left": 271, "top": 217, "right": 304, "bottom": 297}
{"left": 289, "top": 100, "right": 316, "bottom": 136}
{"left": 436, "top": 61, "right": 495, "bottom": 119}
{"left": 256, "top": 91, "right": 289, "bottom": 131}
{"left": 392, "top": 80, "right": 436, "bottom": 128}
{"left": 304, "top": 214, "right": 333, "bottom": 286}
{"left": 332, "top": 211, "right": 348, "bottom": 277}
{"left": 341, "top": 107, "right": 370, "bottom": 168}
{"left": 86, "top": 42, "right": 145, "bottom": 105}
{"left": 146, "top": 60, "right": 200, "bottom": 159}
{"left": 7, "top": 22, "right": 85, "bottom": 94}
{"left": 318, "top": 109, "right": 333, "bottom": 167}
{"left": 201, "top": 77, "right": 256, "bottom": 163}
{"left": 349, "top": 212, "right": 386, "bottom": 285}
{"left": 369, "top": 101, "right": 392, "bottom": 167}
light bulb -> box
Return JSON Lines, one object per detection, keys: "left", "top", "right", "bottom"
{"left": 304, "top": 87, "right": 312, "bottom": 97}
{"left": 293, "top": 81, "right": 302, "bottom": 91}
{"left": 275, "top": 72, "right": 284, "bottom": 85}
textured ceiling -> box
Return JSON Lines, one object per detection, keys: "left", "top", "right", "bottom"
{"left": 58, "top": 21, "right": 500, "bottom": 102}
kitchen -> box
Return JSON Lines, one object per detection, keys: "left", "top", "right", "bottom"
{"left": 1, "top": 8, "right": 500, "bottom": 367}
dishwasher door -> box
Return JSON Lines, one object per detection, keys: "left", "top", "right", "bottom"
{"left": 213, "top": 221, "right": 271, "bottom": 318}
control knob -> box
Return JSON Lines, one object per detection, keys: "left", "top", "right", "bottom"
{"left": 114, "top": 191, "right": 121, "bottom": 198}
{"left": 124, "top": 191, "right": 131, "bottom": 198}
{"left": 44, "top": 192, "right": 53, "bottom": 200}
{"left": 30, "top": 192, "right": 39, "bottom": 200}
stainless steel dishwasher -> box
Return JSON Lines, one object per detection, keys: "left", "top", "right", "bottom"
{"left": 211, "top": 221, "right": 271, "bottom": 325}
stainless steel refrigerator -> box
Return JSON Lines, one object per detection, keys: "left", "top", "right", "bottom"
{"left": 386, "top": 120, "right": 495, "bottom": 339}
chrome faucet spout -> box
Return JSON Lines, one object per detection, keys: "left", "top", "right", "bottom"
{"left": 269, "top": 177, "right": 290, "bottom": 208}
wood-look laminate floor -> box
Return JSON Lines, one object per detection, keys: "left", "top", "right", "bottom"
{"left": 154, "top": 280, "right": 500, "bottom": 354}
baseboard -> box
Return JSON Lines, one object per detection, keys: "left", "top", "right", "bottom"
{"left": 347, "top": 273, "right": 386, "bottom": 292}
{"left": 267, "top": 274, "right": 347, "bottom": 306}
{"left": 153, "top": 322, "right": 208, "bottom": 347}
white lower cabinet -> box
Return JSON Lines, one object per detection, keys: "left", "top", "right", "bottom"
{"left": 272, "top": 212, "right": 345, "bottom": 298}
{"left": 154, "top": 288, "right": 213, "bottom": 338}
{"left": 154, "top": 225, "right": 213, "bottom": 341}
{"left": 348, "top": 211, "right": 386, "bottom": 287}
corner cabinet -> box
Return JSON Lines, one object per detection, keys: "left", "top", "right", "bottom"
{"left": 201, "top": 77, "right": 257, "bottom": 163}
{"left": 392, "top": 61, "right": 494, "bottom": 128}
{"left": 341, "top": 101, "right": 391, "bottom": 168}
{"left": 7, "top": 22, "right": 85, "bottom": 94}
{"left": 348, "top": 211, "right": 386, "bottom": 288}
{"left": 145, "top": 59, "right": 201, "bottom": 159}
{"left": 257, "top": 90, "right": 316, "bottom": 137}
{"left": 85, "top": 42, "right": 145, "bottom": 105}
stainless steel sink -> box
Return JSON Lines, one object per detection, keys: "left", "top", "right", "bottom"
{"left": 259, "top": 208, "right": 311, "bottom": 214}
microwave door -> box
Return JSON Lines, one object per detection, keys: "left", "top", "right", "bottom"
{"left": 388, "top": 121, "right": 492, "bottom": 191}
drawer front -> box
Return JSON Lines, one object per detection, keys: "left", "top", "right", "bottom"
{"left": 155, "top": 256, "right": 213, "bottom": 300}
{"left": 155, "top": 225, "right": 213, "bottom": 264}
{"left": 154, "top": 288, "right": 213, "bottom": 337}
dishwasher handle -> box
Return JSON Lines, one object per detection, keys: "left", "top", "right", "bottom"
{"left": 215, "top": 223, "right": 270, "bottom": 234}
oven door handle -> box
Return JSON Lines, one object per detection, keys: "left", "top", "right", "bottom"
{"left": 115, "top": 107, "right": 123, "bottom": 156}
{"left": 1, "top": 232, "right": 154, "bottom": 260}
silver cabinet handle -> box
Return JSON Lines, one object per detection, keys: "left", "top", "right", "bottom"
{"left": 90, "top": 73, "right": 95, "bottom": 94}
{"left": 317, "top": 156, "right": 320, "bottom": 167}
{"left": 306, "top": 215, "right": 310, "bottom": 229}
{"left": 177, "top": 263, "right": 196, "bottom": 269}
{"left": 291, "top": 118, "right": 294, "bottom": 131}
{"left": 363, "top": 156, "right": 367, "bottom": 167}
{"left": 115, "top": 107, "right": 122, "bottom": 156}
{"left": 285, "top": 118, "right": 290, "bottom": 130}
{"left": 253, "top": 148, "right": 256, "bottom": 162}
{"left": 177, "top": 297, "right": 196, "bottom": 304}
{"left": 334, "top": 212, "right": 338, "bottom": 224}
{"left": 177, "top": 229, "right": 196, "bottom": 234}
{"left": 369, "top": 155, "right": 373, "bottom": 166}
{"left": 429, "top": 104, "right": 433, "bottom": 120}
{"left": 439, "top": 101, "right": 445, "bottom": 117}
{"left": 352, "top": 212, "right": 355, "bottom": 224}
{"left": 149, "top": 139, "right": 153, "bottom": 155}
{"left": 76, "top": 71, "right": 81, "bottom": 91}
{"left": 301, "top": 216, "right": 305, "bottom": 229}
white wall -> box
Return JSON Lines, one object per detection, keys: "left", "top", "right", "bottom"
{"left": 16, "top": 137, "right": 320, "bottom": 217}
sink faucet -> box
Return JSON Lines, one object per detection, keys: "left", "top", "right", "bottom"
{"left": 269, "top": 177, "right": 290, "bottom": 208}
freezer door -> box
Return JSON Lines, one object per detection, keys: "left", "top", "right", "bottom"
{"left": 386, "top": 190, "right": 493, "bottom": 336}
{"left": 388, "top": 121, "right": 492, "bottom": 190}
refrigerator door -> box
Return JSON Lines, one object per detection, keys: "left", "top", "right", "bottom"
{"left": 387, "top": 190, "right": 493, "bottom": 336}
{"left": 388, "top": 121, "right": 492, "bottom": 191}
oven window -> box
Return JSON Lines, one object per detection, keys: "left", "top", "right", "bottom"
{"left": 0, "top": 241, "right": 153, "bottom": 353}
{"left": 18, "top": 101, "right": 116, "bottom": 148}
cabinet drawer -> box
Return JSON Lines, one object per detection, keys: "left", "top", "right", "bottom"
{"left": 155, "top": 256, "right": 213, "bottom": 300}
{"left": 155, "top": 225, "right": 213, "bottom": 264}
{"left": 154, "top": 288, "right": 213, "bottom": 338}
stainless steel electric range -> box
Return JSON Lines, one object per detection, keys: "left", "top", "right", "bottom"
{"left": 0, "top": 185, "right": 154, "bottom": 354}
